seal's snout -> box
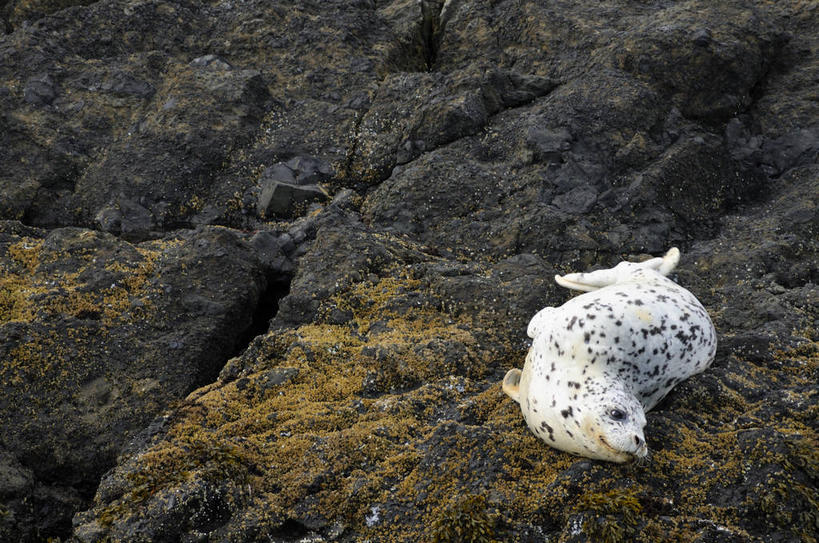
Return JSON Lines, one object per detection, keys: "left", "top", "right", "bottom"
{"left": 632, "top": 434, "right": 649, "bottom": 460}
{"left": 631, "top": 431, "right": 648, "bottom": 458}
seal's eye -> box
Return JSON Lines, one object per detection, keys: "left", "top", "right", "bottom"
{"left": 609, "top": 408, "right": 626, "bottom": 421}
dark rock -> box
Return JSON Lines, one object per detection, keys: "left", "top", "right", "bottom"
{"left": 248, "top": 229, "right": 286, "bottom": 269}
{"left": 93, "top": 196, "right": 154, "bottom": 238}
{"left": 73, "top": 66, "right": 272, "bottom": 232}
{"left": 0, "top": 0, "right": 815, "bottom": 541}
{"left": 761, "top": 126, "right": 819, "bottom": 175}
{"left": 612, "top": 4, "right": 784, "bottom": 120}
{"left": 254, "top": 367, "right": 299, "bottom": 394}
{"left": 255, "top": 156, "right": 335, "bottom": 219}
{"left": 344, "top": 67, "right": 557, "bottom": 185}
{"left": 261, "top": 162, "right": 298, "bottom": 185}
{"left": 691, "top": 28, "right": 713, "bottom": 47}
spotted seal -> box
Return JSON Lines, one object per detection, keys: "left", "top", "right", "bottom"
{"left": 502, "top": 248, "right": 716, "bottom": 462}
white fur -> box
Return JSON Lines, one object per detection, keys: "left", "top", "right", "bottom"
{"left": 504, "top": 248, "right": 715, "bottom": 462}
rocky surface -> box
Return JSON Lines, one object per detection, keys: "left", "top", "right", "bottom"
{"left": 0, "top": 0, "right": 816, "bottom": 542}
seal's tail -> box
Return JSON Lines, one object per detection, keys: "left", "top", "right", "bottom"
{"left": 502, "top": 369, "right": 522, "bottom": 403}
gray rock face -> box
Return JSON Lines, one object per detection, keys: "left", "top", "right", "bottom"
{"left": 257, "top": 181, "right": 329, "bottom": 219}
{"left": 256, "top": 157, "right": 332, "bottom": 218}
{"left": 0, "top": 0, "right": 816, "bottom": 542}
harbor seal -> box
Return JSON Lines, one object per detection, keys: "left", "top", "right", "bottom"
{"left": 502, "top": 248, "right": 716, "bottom": 462}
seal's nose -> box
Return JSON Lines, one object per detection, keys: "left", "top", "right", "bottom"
{"left": 632, "top": 435, "right": 648, "bottom": 459}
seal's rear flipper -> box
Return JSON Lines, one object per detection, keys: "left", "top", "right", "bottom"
{"left": 502, "top": 369, "right": 522, "bottom": 403}
{"left": 556, "top": 248, "right": 682, "bottom": 291}
{"left": 555, "top": 269, "right": 619, "bottom": 291}
{"left": 658, "top": 247, "right": 680, "bottom": 276}
{"left": 632, "top": 247, "right": 680, "bottom": 276}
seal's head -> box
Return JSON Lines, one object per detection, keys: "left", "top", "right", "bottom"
{"left": 577, "top": 387, "right": 648, "bottom": 463}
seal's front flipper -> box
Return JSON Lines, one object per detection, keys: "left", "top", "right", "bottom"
{"left": 502, "top": 369, "right": 522, "bottom": 403}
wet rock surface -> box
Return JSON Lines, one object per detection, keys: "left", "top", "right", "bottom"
{"left": 0, "top": 0, "right": 816, "bottom": 542}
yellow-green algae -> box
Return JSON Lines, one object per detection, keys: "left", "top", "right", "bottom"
{"left": 0, "top": 233, "right": 167, "bottom": 326}
{"left": 88, "top": 267, "right": 819, "bottom": 542}
{"left": 576, "top": 486, "right": 642, "bottom": 543}
{"left": 430, "top": 494, "right": 498, "bottom": 543}
{"left": 0, "top": 230, "right": 182, "bottom": 417}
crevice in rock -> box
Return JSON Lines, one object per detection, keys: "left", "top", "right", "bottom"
{"left": 392, "top": 74, "right": 559, "bottom": 167}
{"left": 230, "top": 273, "right": 291, "bottom": 359}
{"left": 338, "top": 110, "right": 368, "bottom": 189}
{"left": 420, "top": 0, "right": 445, "bottom": 71}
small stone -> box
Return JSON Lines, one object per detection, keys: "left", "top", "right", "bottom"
{"left": 257, "top": 181, "right": 329, "bottom": 219}
{"left": 250, "top": 230, "right": 284, "bottom": 264}
{"left": 284, "top": 156, "right": 334, "bottom": 185}
{"left": 257, "top": 367, "right": 299, "bottom": 394}
{"left": 190, "top": 205, "right": 222, "bottom": 225}
{"left": 190, "top": 54, "right": 232, "bottom": 70}
{"left": 270, "top": 254, "right": 294, "bottom": 274}
{"left": 692, "top": 28, "right": 712, "bottom": 46}
{"left": 552, "top": 185, "right": 598, "bottom": 214}
{"left": 327, "top": 307, "right": 354, "bottom": 324}
{"left": 94, "top": 206, "right": 123, "bottom": 233}
{"left": 261, "top": 163, "right": 297, "bottom": 185}
{"left": 526, "top": 126, "right": 573, "bottom": 164}
{"left": 289, "top": 226, "right": 307, "bottom": 244}
{"left": 278, "top": 233, "right": 296, "bottom": 254}
{"left": 23, "top": 74, "right": 56, "bottom": 105}
{"left": 115, "top": 198, "right": 154, "bottom": 237}
{"left": 102, "top": 71, "right": 155, "bottom": 98}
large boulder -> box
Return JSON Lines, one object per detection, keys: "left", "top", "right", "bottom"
{"left": 0, "top": 223, "right": 289, "bottom": 540}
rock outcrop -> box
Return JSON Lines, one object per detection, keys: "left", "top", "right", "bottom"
{"left": 0, "top": 0, "right": 816, "bottom": 542}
